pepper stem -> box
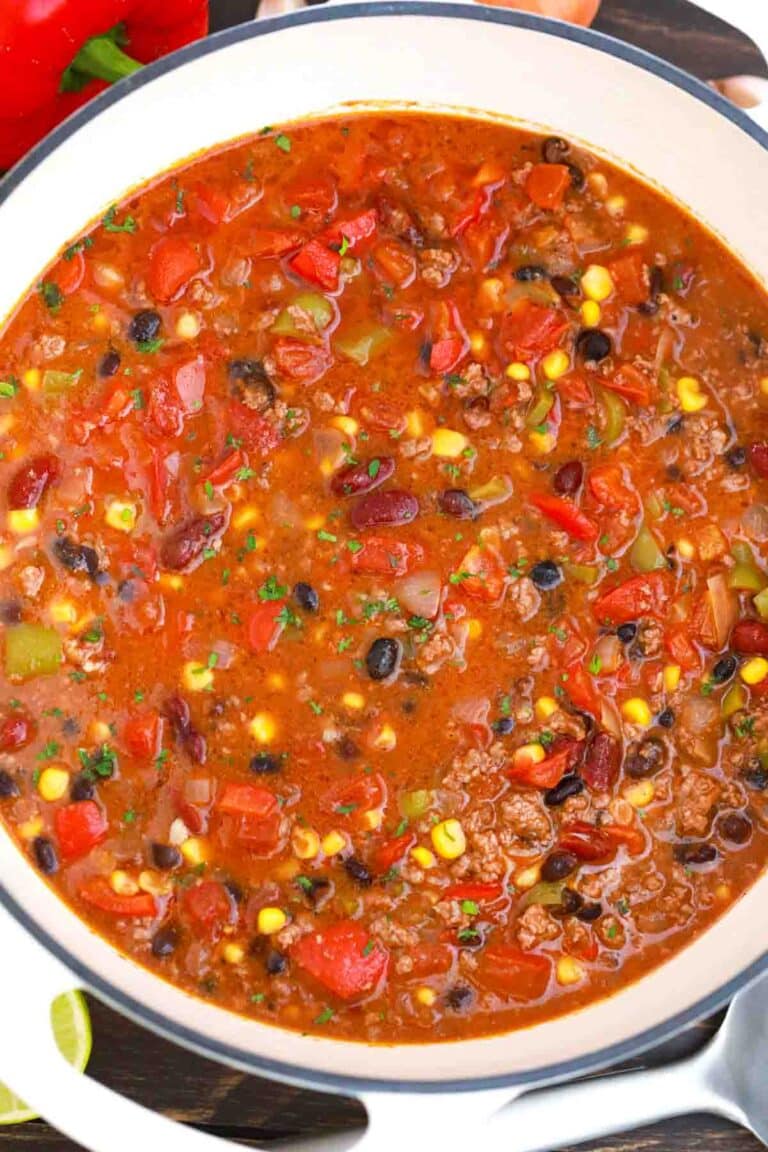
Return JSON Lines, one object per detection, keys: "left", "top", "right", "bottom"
{"left": 62, "top": 31, "right": 142, "bottom": 90}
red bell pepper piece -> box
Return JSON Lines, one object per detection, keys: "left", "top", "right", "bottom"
{"left": 564, "top": 661, "right": 601, "bottom": 716}
{"left": 603, "top": 364, "right": 652, "bottom": 406}
{"left": 558, "top": 820, "right": 644, "bottom": 862}
{"left": 454, "top": 543, "right": 507, "bottom": 602}
{"left": 217, "top": 782, "right": 277, "bottom": 818}
{"left": 292, "top": 919, "right": 389, "bottom": 1001}
{"left": 249, "top": 229, "right": 304, "bottom": 259}
{"left": 478, "top": 945, "right": 551, "bottom": 999}
{"left": 501, "top": 301, "right": 568, "bottom": 360}
{"left": 289, "top": 239, "right": 340, "bottom": 291}
{"left": 272, "top": 338, "right": 332, "bottom": 384}
{"left": 55, "top": 801, "right": 108, "bottom": 862}
{"left": 321, "top": 773, "right": 387, "bottom": 820}
{"left": 374, "top": 833, "right": 415, "bottom": 873}
{"left": 147, "top": 377, "right": 184, "bottom": 438}
{"left": 525, "top": 163, "right": 571, "bottom": 210}
{"left": 50, "top": 249, "right": 85, "bottom": 297}
{"left": 123, "top": 712, "right": 162, "bottom": 760}
{"left": 530, "top": 493, "right": 598, "bottom": 542}
{"left": 608, "top": 249, "right": 648, "bottom": 306}
{"left": 205, "top": 448, "right": 247, "bottom": 488}
{"left": 183, "top": 880, "right": 234, "bottom": 939}
{"left": 147, "top": 235, "right": 201, "bottom": 303}
{"left": 664, "top": 626, "right": 701, "bottom": 671}
{"left": 246, "top": 600, "right": 286, "bottom": 653}
{"left": 349, "top": 537, "right": 424, "bottom": 577}
{"left": 508, "top": 739, "right": 583, "bottom": 789}
{"left": 587, "top": 464, "right": 636, "bottom": 512}
{"left": 430, "top": 336, "right": 466, "bottom": 375}
{"left": 443, "top": 882, "right": 504, "bottom": 903}
{"left": 321, "top": 208, "right": 378, "bottom": 250}
{"left": 593, "top": 571, "right": 672, "bottom": 625}
{"left": 80, "top": 877, "right": 157, "bottom": 919}
{"left": 451, "top": 186, "right": 493, "bottom": 238}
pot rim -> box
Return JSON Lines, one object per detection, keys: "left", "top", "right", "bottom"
{"left": 2, "top": 0, "right": 767, "bottom": 1097}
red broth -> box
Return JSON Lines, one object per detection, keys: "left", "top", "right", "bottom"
{"left": 0, "top": 113, "right": 767, "bottom": 1042}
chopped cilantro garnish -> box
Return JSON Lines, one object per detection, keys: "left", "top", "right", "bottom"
{"left": 39, "top": 281, "right": 62, "bottom": 313}
{"left": 317, "top": 529, "right": 337, "bottom": 543}
{"left": 131, "top": 388, "right": 145, "bottom": 410}
{"left": 362, "top": 939, "right": 376, "bottom": 957}
{"left": 290, "top": 204, "right": 301, "bottom": 219}
{"left": 368, "top": 458, "right": 381, "bottom": 479}
{"left": 308, "top": 700, "right": 323, "bottom": 715}
{"left": 103, "top": 205, "right": 137, "bottom": 233}
{"left": 338, "top": 234, "right": 351, "bottom": 257}
{"left": 275, "top": 134, "right": 292, "bottom": 153}
{"left": 346, "top": 539, "right": 363, "bottom": 554}
{"left": 137, "top": 337, "right": 164, "bottom": 354}
{"left": 449, "top": 571, "right": 471, "bottom": 585}
{"left": 586, "top": 424, "right": 602, "bottom": 450}
{"left": 587, "top": 653, "right": 602, "bottom": 675}
{"left": 314, "top": 1006, "right": 334, "bottom": 1025}
{"left": 460, "top": 899, "right": 479, "bottom": 916}
{"left": 259, "top": 574, "right": 288, "bottom": 601}
{"left": 0, "top": 377, "right": 18, "bottom": 398}
{"left": 235, "top": 467, "right": 257, "bottom": 481}
{"left": 37, "top": 740, "right": 61, "bottom": 761}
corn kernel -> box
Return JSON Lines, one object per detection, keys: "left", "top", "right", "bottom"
{"left": 331, "top": 415, "right": 358, "bottom": 436}
{"left": 92, "top": 310, "right": 111, "bottom": 333}
{"left": 513, "top": 742, "right": 546, "bottom": 769}
{"left": 222, "top": 942, "right": 245, "bottom": 965}
{"left": 8, "top": 508, "right": 39, "bottom": 535}
{"left": 37, "top": 765, "right": 70, "bottom": 802}
{"left": 89, "top": 720, "right": 112, "bottom": 744}
{"left": 431, "top": 428, "right": 468, "bottom": 459}
{"left": 267, "top": 672, "right": 286, "bottom": 691}
{"left": 621, "top": 698, "right": 652, "bottom": 726}
{"left": 372, "top": 723, "right": 396, "bottom": 751}
{"left": 466, "top": 618, "right": 483, "bottom": 639}
{"left": 580, "top": 300, "right": 601, "bottom": 327}
{"left": 415, "top": 986, "right": 437, "bottom": 1007}
{"left": 760, "top": 376, "right": 768, "bottom": 397}
{"left": 431, "top": 818, "right": 466, "bottom": 860}
{"left": 322, "top": 830, "right": 347, "bottom": 857}
{"left": 342, "top": 691, "right": 365, "bottom": 711}
{"left": 138, "top": 870, "right": 173, "bottom": 896}
{"left": 19, "top": 817, "right": 44, "bottom": 840}
{"left": 304, "top": 513, "right": 325, "bottom": 531}
{"left": 406, "top": 409, "right": 424, "bottom": 438}
{"left": 676, "top": 537, "right": 695, "bottom": 560}
{"left": 505, "top": 361, "right": 531, "bottom": 382}
{"left": 663, "top": 664, "right": 681, "bottom": 692}
{"left": 541, "top": 349, "right": 570, "bottom": 381}
{"left": 741, "top": 657, "right": 768, "bottom": 686}
{"left": 676, "top": 376, "right": 708, "bottom": 413}
{"left": 159, "top": 573, "right": 184, "bottom": 592}
{"left": 469, "top": 331, "right": 487, "bottom": 356}
{"left": 479, "top": 277, "right": 505, "bottom": 310}
{"left": 606, "top": 194, "right": 627, "bottom": 216}
{"left": 256, "top": 908, "right": 287, "bottom": 935}
{"left": 715, "top": 883, "right": 732, "bottom": 902}
{"left": 624, "top": 780, "right": 655, "bottom": 808}
{"left": 182, "top": 661, "right": 214, "bottom": 692}
{"left": 180, "top": 837, "right": 209, "bottom": 866}
{"left": 535, "top": 696, "right": 559, "bottom": 721}
{"left": 49, "top": 599, "right": 77, "bottom": 625}
{"left": 105, "top": 499, "right": 137, "bottom": 533}
{"left": 528, "top": 429, "right": 556, "bottom": 455}
{"left": 233, "top": 505, "right": 259, "bottom": 531}
{"left": 110, "top": 870, "right": 139, "bottom": 896}
{"left": 587, "top": 172, "right": 608, "bottom": 197}
{"left": 22, "top": 368, "right": 41, "bottom": 392}
{"left": 359, "top": 808, "right": 383, "bottom": 831}
{"left": 514, "top": 864, "right": 541, "bottom": 890}
{"left": 0, "top": 545, "right": 12, "bottom": 572}
{"left": 411, "top": 845, "right": 436, "bottom": 869}
{"left": 292, "top": 826, "right": 320, "bottom": 860}
{"left": 580, "top": 264, "right": 614, "bottom": 302}
{"left": 557, "top": 956, "right": 584, "bottom": 986}
{"left": 249, "top": 712, "right": 276, "bottom": 743}
{"left": 625, "top": 223, "right": 649, "bottom": 244}
{"left": 319, "top": 457, "right": 336, "bottom": 478}
{"left": 175, "top": 311, "right": 201, "bottom": 340}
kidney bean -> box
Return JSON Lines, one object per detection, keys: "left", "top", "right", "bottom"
{"left": 185, "top": 730, "right": 207, "bottom": 765}
{"left": 542, "top": 136, "right": 570, "bottom": 163}
{"left": 0, "top": 713, "right": 34, "bottom": 752}
{"left": 582, "top": 731, "right": 621, "bottom": 791}
{"left": 350, "top": 489, "right": 419, "bottom": 530}
{"left": 160, "top": 511, "right": 227, "bottom": 572}
{"left": 439, "top": 489, "right": 479, "bottom": 519}
{"left": 330, "top": 456, "right": 395, "bottom": 498}
{"left": 624, "top": 737, "right": 666, "bottom": 779}
{"left": 553, "top": 460, "right": 583, "bottom": 496}
{"left": 541, "top": 851, "right": 578, "bottom": 882}
{"left": 748, "top": 441, "right": 768, "bottom": 478}
{"left": 673, "top": 841, "right": 718, "bottom": 866}
{"left": 718, "top": 812, "right": 752, "bottom": 845}
{"left": 164, "top": 695, "right": 191, "bottom": 737}
{"left": 731, "top": 618, "right": 768, "bottom": 656}
{"left": 0, "top": 769, "right": 19, "bottom": 798}
{"left": 8, "top": 453, "right": 60, "bottom": 510}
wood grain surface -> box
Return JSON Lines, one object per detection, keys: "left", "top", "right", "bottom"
{"left": 4, "top": 1, "right": 766, "bottom": 1149}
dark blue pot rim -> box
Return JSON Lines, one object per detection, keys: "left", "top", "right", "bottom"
{"left": 1, "top": 0, "right": 767, "bottom": 1100}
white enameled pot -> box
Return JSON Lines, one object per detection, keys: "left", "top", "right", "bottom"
{"left": 0, "top": 3, "right": 767, "bottom": 1150}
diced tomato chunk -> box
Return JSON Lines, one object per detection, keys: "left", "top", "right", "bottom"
{"left": 558, "top": 820, "right": 644, "bottom": 862}
{"left": 664, "top": 626, "right": 701, "bottom": 670}
{"left": 80, "top": 877, "right": 157, "bottom": 919}
{"left": 525, "top": 163, "right": 571, "bottom": 210}
{"left": 501, "top": 301, "right": 568, "bottom": 359}
{"left": 147, "top": 377, "right": 184, "bottom": 438}
{"left": 248, "top": 229, "right": 303, "bottom": 258}
{"left": 451, "top": 186, "right": 492, "bottom": 237}
{"left": 0, "top": 713, "right": 34, "bottom": 751}
{"left": 289, "top": 240, "right": 340, "bottom": 291}
{"left": 530, "top": 493, "right": 598, "bottom": 542}
{"left": 123, "top": 713, "right": 162, "bottom": 760}
{"left": 285, "top": 175, "right": 338, "bottom": 217}
{"left": 273, "top": 338, "right": 332, "bottom": 383}
{"left": 371, "top": 241, "right": 416, "bottom": 287}
{"left": 349, "top": 537, "right": 424, "bottom": 577}
{"left": 478, "top": 945, "right": 551, "bottom": 999}
{"left": 228, "top": 401, "right": 282, "bottom": 455}
{"left": 564, "top": 662, "right": 601, "bottom": 716}
{"left": 731, "top": 618, "right": 768, "bottom": 656}
{"left": 406, "top": 942, "right": 454, "bottom": 979}
{"left": 604, "top": 364, "right": 652, "bottom": 406}
{"left": 587, "top": 464, "right": 636, "bottom": 512}
{"left": 173, "top": 356, "right": 206, "bottom": 413}
{"left": 454, "top": 544, "right": 507, "bottom": 602}
{"left": 55, "top": 801, "right": 108, "bottom": 862}
{"left": 246, "top": 600, "right": 286, "bottom": 653}
{"left": 206, "top": 448, "right": 247, "bottom": 488}
{"left": 322, "top": 773, "right": 387, "bottom": 820}
{"left": 508, "top": 739, "right": 583, "bottom": 789}
{"left": 374, "top": 833, "right": 415, "bottom": 873}
{"left": 430, "top": 336, "right": 467, "bottom": 375}
{"left": 147, "top": 235, "right": 201, "bottom": 303}
{"left": 183, "top": 880, "right": 234, "bottom": 939}
{"left": 593, "top": 572, "right": 671, "bottom": 624}
{"left": 217, "top": 782, "right": 278, "bottom": 818}
{"left": 292, "top": 919, "right": 388, "bottom": 1001}
{"left": 609, "top": 249, "right": 648, "bottom": 306}
{"left": 50, "top": 249, "right": 85, "bottom": 296}
{"left": 443, "top": 882, "right": 504, "bottom": 903}
{"left": 321, "top": 208, "right": 377, "bottom": 250}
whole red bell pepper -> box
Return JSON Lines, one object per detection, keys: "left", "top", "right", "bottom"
{"left": 0, "top": 0, "right": 209, "bottom": 171}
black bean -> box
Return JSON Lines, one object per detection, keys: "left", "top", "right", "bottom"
{"left": 666, "top": 416, "right": 684, "bottom": 435}
{"left": 567, "top": 164, "right": 585, "bottom": 190}
{"left": 616, "top": 623, "right": 637, "bottom": 644}
{"left": 743, "top": 759, "right": 768, "bottom": 791}
{"left": 343, "top": 855, "right": 373, "bottom": 887}
{"left": 515, "top": 264, "right": 548, "bottom": 282}
{"left": 117, "top": 579, "right": 138, "bottom": 603}
{"left": 718, "top": 812, "right": 752, "bottom": 845}
{"left": 228, "top": 358, "right": 269, "bottom": 384}
{"left": 638, "top": 265, "right": 664, "bottom": 315}
{"left": 151, "top": 925, "right": 179, "bottom": 957}
{"left": 293, "top": 581, "right": 319, "bottom": 612}
{"left": 297, "top": 875, "right": 330, "bottom": 901}
{"left": 365, "top": 637, "right": 401, "bottom": 681}
{"left": 711, "top": 655, "right": 737, "bottom": 684}
{"left": 624, "top": 737, "right": 666, "bottom": 778}
{"left": 725, "top": 445, "right": 746, "bottom": 469}
{"left": 0, "top": 599, "right": 22, "bottom": 625}
{"left": 544, "top": 773, "right": 584, "bottom": 807}
{"left": 666, "top": 463, "right": 683, "bottom": 482}
{"left": 0, "top": 769, "right": 19, "bottom": 798}
{"left": 530, "top": 560, "right": 562, "bottom": 591}
{"left": 98, "top": 349, "right": 121, "bottom": 377}
{"left": 335, "top": 736, "right": 361, "bottom": 761}
{"left": 70, "top": 772, "right": 95, "bottom": 802}
{"left": 439, "top": 488, "right": 479, "bottom": 520}
{"left": 446, "top": 985, "right": 473, "bottom": 1011}
{"left": 33, "top": 836, "right": 58, "bottom": 874}
{"left": 128, "top": 309, "right": 162, "bottom": 345}
{"left": 151, "top": 843, "right": 182, "bottom": 870}
{"left": 52, "top": 535, "right": 101, "bottom": 580}
{"left": 657, "top": 708, "right": 675, "bottom": 729}
{"left": 576, "top": 328, "right": 612, "bottom": 363}
{"left": 673, "top": 842, "right": 718, "bottom": 867}
{"left": 224, "top": 880, "right": 244, "bottom": 904}
{"left": 557, "top": 888, "right": 584, "bottom": 916}
{"left": 550, "top": 274, "right": 580, "bottom": 301}
{"left": 250, "top": 752, "right": 280, "bottom": 774}
{"left": 542, "top": 136, "right": 570, "bottom": 163}
{"left": 402, "top": 699, "right": 417, "bottom": 715}
{"left": 266, "top": 949, "right": 288, "bottom": 975}
{"left": 553, "top": 460, "right": 583, "bottom": 496}
{"left": 541, "top": 851, "right": 578, "bottom": 882}
{"left": 576, "top": 902, "right": 602, "bottom": 923}
{"left": 491, "top": 717, "right": 515, "bottom": 736}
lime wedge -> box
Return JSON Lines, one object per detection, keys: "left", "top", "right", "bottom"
{"left": 0, "top": 991, "right": 92, "bottom": 1125}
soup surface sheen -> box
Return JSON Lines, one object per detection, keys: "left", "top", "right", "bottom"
{"left": 1, "top": 113, "right": 767, "bottom": 1043}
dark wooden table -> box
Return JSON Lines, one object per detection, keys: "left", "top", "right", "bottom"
{"left": 5, "top": 1, "right": 766, "bottom": 1150}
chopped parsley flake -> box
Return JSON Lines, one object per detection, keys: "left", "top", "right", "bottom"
{"left": 275, "top": 134, "right": 292, "bottom": 153}
{"left": 103, "top": 205, "right": 137, "bottom": 233}
{"left": 259, "top": 574, "right": 288, "bottom": 601}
